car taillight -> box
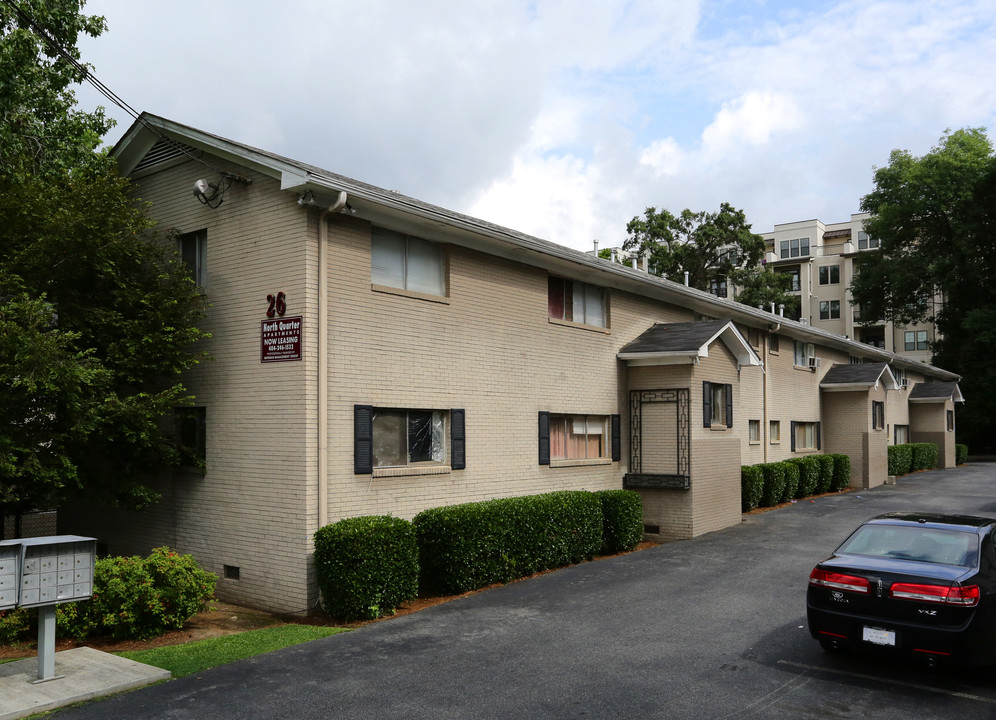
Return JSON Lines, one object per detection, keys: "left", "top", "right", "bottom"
{"left": 889, "top": 583, "right": 980, "bottom": 607}
{"left": 809, "top": 568, "right": 871, "bottom": 594}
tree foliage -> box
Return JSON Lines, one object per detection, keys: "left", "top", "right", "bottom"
{"left": 624, "top": 203, "right": 766, "bottom": 289}
{"left": 852, "top": 128, "right": 996, "bottom": 451}
{"left": 728, "top": 265, "right": 800, "bottom": 317}
{"left": 0, "top": 0, "right": 209, "bottom": 520}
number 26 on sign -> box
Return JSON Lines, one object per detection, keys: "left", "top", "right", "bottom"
{"left": 266, "top": 292, "right": 287, "bottom": 317}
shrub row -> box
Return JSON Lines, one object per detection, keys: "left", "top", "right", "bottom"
{"left": 741, "top": 454, "right": 850, "bottom": 512}
{"left": 888, "top": 442, "right": 941, "bottom": 476}
{"left": 956, "top": 444, "right": 969, "bottom": 465}
{"left": 0, "top": 547, "right": 215, "bottom": 644}
{"left": 313, "top": 489, "right": 644, "bottom": 620}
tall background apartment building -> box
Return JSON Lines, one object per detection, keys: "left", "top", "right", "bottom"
{"left": 759, "top": 213, "right": 939, "bottom": 363}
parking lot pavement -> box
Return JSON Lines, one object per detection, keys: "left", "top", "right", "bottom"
{"left": 54, "top": 463, "right": 996, "bottom": 719}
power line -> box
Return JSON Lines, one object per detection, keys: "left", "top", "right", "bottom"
{"left": 0, "top": 0, "right": 249, "bottom": 183}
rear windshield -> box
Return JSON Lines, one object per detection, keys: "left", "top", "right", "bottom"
{"left": 838, "top": 525, "right": 979, "bottom": 567}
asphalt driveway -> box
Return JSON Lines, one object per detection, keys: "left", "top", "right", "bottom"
{"left": 56, "top": 463, "right": 996, "bottom": 719}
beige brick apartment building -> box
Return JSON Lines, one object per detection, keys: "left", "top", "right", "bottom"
{"left": 61, "top": 115, "right": 963, "bottom": 614}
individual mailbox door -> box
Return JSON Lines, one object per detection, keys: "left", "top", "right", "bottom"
{"left": 0, "top": 542, "right": 18, "bottom": 611}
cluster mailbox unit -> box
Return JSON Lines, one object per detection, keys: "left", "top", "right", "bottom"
{"left": 0, "top": 535, "right": 96, "bottom": 681}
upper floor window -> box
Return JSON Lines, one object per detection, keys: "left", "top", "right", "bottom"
{"left": 819, "top": 300, "right": 841, "bottom": 320}
{"left": 709, "top": 277, "right": 728, "bottom": 298}
{"left": 781, "top": 267, "right": 801, "bottom": 292}
{"left": 779, "top": 237, "right": 810, "bottom": 259}
{"left": 872, "top": 401, "right": 885, "bottom": 430}
{"left": 548, "top": 276, "right": 606, "bottom": 328}
{"left": 703, "top": 381, "right": 733, "bottom": 429}
{"left": 794, "top": 340, "right": 815, "bottom": 367}
{"left": 371, "top": 227, "right": 446, "bottom": 296}
{"left": 818, "top": 265, "right": 840, "bottom": 285}
{"left": 857, "top": 231, "right": 879, "bottom": 250}
{"left": 178, "top": 230, "right": 206, "bottom": 287}
{"left": 904, "top": 330, "right": 928, "bottom": 351}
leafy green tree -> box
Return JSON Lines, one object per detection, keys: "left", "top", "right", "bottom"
{"left": 623, "top": 203, "right": 767, "bottom": 295}
{"left": 852, "top": 128, "right": 996, "bottom": 451}
{"left": 728, "top": 265, "right": 800, "bottom": 317}
{"left": 0, "top": 0, "right": 209, "bottom": 527}
{"left": 0, "top": 0, "right": 110, "bottom": 178}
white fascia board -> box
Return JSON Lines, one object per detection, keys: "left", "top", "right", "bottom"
{"left": 715, "top": 322, "right": 763, "bottom": 367}
{"left": 819, "top": 383, "right": 875, "bottom": 392}
{"left": 617, "top": 353, "right": 700, "bottom": 366}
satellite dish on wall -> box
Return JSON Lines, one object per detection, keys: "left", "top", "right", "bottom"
{"left": 193, "top": 178, "right": 223, "bottom": 208}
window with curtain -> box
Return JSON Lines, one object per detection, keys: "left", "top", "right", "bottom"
{"left": 548, "top": 276, "right": 607, "bottom": 328}
{"left": 549, "top": 415, "right": 609, "bottom": 460}
{"left": 371, "top": 227, "right": 446, "bottom": 296}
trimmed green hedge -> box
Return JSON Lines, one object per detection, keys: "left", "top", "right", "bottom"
{"left": 741, "top": 465, "right": 764, "bottom": 511}
{"left": 314, "top": 515, "right": 419, "bottom": 621}
{"left": 815, "top": 454, "right": 835, "bottom": 494}
{"left": 911, "top": 442, "right": 939, "bottom": 471}
{"left": 414, "top": 491, "right": 603, "bottom": 594}
{"left": 888, "top": 444, "right": 913, "bottom": 476}
{"left": 780, "top": 461, "right": 800, "bottom": 503}
{"left": 597, "top": 490, "right": 644, "bottom": 554}
{"left": 759, "top": 463, "right": 786, "bottom": 507}
{"left": 956, "top": 444, "right": 968, "bottom": 465}
{"left": 829, "top": 453, "right": 851, "bottom": 491}
{"left": 787, "top": 456, "right": 820, "bottom": 498}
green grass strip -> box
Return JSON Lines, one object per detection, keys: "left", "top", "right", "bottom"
{"left": 116, "top": 625, "right": 347, "bottom": 678}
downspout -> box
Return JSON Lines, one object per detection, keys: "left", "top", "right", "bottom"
{"left": 317, "top": 191, "right": 348, "bottom": 529}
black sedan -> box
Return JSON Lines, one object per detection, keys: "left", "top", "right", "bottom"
{"left": 807, "top": 512, "right": 996, "bottom": 666}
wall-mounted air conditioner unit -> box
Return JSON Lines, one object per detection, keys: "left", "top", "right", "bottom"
{"left": 808, "top": 356, "right": 822, "bottom": 370}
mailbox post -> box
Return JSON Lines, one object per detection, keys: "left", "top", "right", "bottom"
{"left": 0, "top": 535, "right": 97, "bottom": 682}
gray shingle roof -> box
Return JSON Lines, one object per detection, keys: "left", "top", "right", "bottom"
{"left": 909, "top": 382, "right": 963, "bottom": 401}
{"left": 618, "top": 320, "right": 731, "bottom": 354}
{"left": 820, "top": 362, "right": 891, "bottom": 386}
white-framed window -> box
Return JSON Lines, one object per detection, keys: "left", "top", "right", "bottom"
{"left": 794, "top": 341, "right": 815, "bottom": 367}
{"left": 178, "top": 229, "right": 206, "bottom": 287}
{"left": 872, "top": 401, "right": 885, "bottom": 430}
{"left": 793, "top": 421, "right": 820, "bottom": 451}
{"left": 894, "top": 424, "right": 909, "bottom": 444}
{"left": 769, "top": 420, "right": 781, "bottom": 444}
{"left": 549, "top": 414, "right": 610, "bottom": 460}
{"left": 548, "top": 276, "right": 607, "bottom": 328}
{"left": 749, "top": 419, "right": 761, "bottom": 443}
{"left": 857, "top": 231, "right": 879, "bottom": 250}
{"left": 818, "top": 265, "right": 840, "bottom": 285}
{"left": 371, "top": 227, "right": 446, "bottom": 296}
{"left": 904, "top": 330, "right": 929, "bottom": 351}
{"left": 779, "top": 238, "right": 811, "bottom": 259}
{"left": 819, "top": 300, "right": 841, "bottom": 320}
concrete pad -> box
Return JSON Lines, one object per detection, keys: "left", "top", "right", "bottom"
{"left": 0, "top": 647, "right": 170, "bottom": 720}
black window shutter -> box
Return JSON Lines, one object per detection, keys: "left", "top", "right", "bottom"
{"left": 725, "top": 384, "right": 734, "bottom": 428}
{"left": 816, "top": 422, "right": 822, "bottom": 450}
{"left": 450, "top": 409, "right": 466, "bottom": 470}
{"left": 790, "top": 421, "right": 797, "bottom": 452}
{"left": 538, "top": 412, "right": 551, "bottom": 465}
{"left": 354, "top": 405, "right": 374, "bottom": 474}
{"left": 702, "top": 381, "right": 712, "bottom": 427}
{"left": 611, "top": 414, "right": 621, "bottom": 461}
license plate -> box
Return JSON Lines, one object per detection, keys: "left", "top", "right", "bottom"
{"left": 863, "top": 626, "right": 896, "bottom": 646}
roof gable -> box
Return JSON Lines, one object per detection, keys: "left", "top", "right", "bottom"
{"left": 820, "top": 362, "right": 899, "bottom": 392}
{"left": 617, "top": 320, "right": 761, "bottom": 368}
{"left": 909, "top": 382, "right": 964, "bottom": 403}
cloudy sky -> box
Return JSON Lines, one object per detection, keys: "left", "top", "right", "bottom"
{"left": 74, "top": 0, "right": 995, "bottom": 252}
